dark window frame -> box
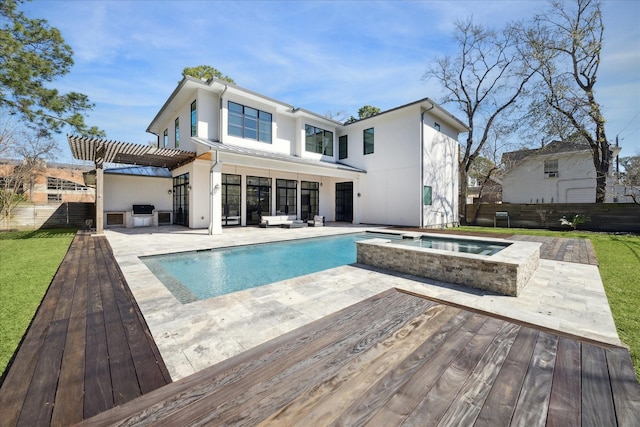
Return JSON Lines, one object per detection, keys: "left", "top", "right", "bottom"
{"left": 305, "top": 124, "right": 334, "bottom": 156}
{"left": 363, "top": 127, "right": 374, "bottom": 155}
{"left": 175, "top": 117, "right": 180, "bottom": 148}
{"left": 338, "top": 135, "right": 348, "bottom": 159}
{"left": 228, "top": 101, "right": 272, "bottom": 143}
{"left": 190, "top": 100, "right": 197, "bottom": 137}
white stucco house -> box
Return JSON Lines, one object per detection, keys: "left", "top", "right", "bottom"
{"left": 501, "top": 139, "right": 623, "bottom": 204}
{"left": 69, "top": 76, "right": 468, "bottom": 233}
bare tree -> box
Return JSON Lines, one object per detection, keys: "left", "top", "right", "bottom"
{"left": 0, "top": 129, "right": 58, "bottom": 226}
{"left": 424, "top": 18, "right": 537, "bottom": 222}
{"left": 524, "top": 0, "right": 610, "bottom": 202}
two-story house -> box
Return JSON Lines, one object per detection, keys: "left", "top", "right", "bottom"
{"left": 70, "top": 76, "right": 467, "bottom": 233}
{"left": 501, "top": 139, "right": 622, "bottom": 204}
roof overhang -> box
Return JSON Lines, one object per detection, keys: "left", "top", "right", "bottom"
{"left": 192, "top": 137, "right": 365, "bottom": 178}
{"left": 67, "top": 135, "right": 196, "bottom": 169}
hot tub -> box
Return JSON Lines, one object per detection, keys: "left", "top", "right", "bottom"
{"left": 356, "top": 233, "right": 541, "bottom": 296}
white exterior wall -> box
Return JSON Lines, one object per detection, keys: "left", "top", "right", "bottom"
{"left": 503, "top": 151, "right": 596, "bottom": 203}
{"left": 103, "top": 174, "right": 172, "bottom": 211}
{"left": 340, "top": 107, "right": 421, "bottom": 226}
{"left": 423, "top": 125, "right": 459, "bottom": 227}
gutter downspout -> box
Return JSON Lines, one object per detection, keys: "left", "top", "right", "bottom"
{"left": 208, "top": 84, "right": 228, "bottom": 235}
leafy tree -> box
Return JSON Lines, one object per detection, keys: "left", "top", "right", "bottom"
{"left": 524, "top": 0, "right": 610, "bottom": 202}
{"left": 620, "top": 156, "right": 640, "bottom": 186}
{"left": 0, "top": 0, "right": 103, "bottom": 137}
{"left": 424, "top": 18, "right": 537, "bottom": 222}
{"left": 346, "top": 105, "right": 381, "bottom": 123}
{"left": 182, "top": 65, "right": 235, "bottom": 84}
{"left": 357, "top": 105, "right": 380, "bottom": 119}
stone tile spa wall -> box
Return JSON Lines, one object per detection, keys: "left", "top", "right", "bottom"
{"left": 356, "top": 237, "right": 541, "bottom": 296}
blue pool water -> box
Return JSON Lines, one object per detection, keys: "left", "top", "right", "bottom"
{"left": 141, "top": 232, "right": 507, "bottom": 303}
{"left": 141, "top": 233, "right": 392, "bottom": 303}
{"left": 395, "top": 235, "right": 509, "bottom": 256}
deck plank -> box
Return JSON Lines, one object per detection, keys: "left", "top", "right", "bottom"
{"left": 473, "top": 326, "right": 539, "bottom": 426}
{"left": 365, "top": 313, "right": 489, "bottom": 426}
{"left": 332, "top": 310, "right": 476, "bottom": 426}
{"left": 434, "top": 322, "right": 521, "bottom": 426}
{"left": 582, "top": 343, "right": 617, "bottom": 426}
{"left": 51, "top": 234, "right": 89, "bottom": 426}
{"left": 510, "top": 331, "right": 558, "bottom": 427}
{"left": 259, "top": 303, "right": 461, "bottom": 426}
{"left": 606, "top": 347, "right": 640, "bottom": 426}
{"left": 94, "top": 238, "right": 141, "bottom": 405}
{"left": 15, "top": 319, "right": 68, "bottom": 426}
{"left": 546, "top": 337, "right": 581, "bottom": 427}
{"left": 402, "top": 317, "right": 506, "bottom": 426}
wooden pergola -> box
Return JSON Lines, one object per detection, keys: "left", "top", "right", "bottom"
{"left": 67, "top": 136, "right": 196, "bottom": 234}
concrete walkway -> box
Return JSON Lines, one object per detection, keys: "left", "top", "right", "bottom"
{"left": 104, "top": 224, "right": 620, "bottom": 380}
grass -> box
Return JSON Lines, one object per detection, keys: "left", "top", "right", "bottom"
{"left": 0, "top": 229, "right": 76, "bottom": 379}
{"left": 457, "top": 226, "right": 640, "bottom": 378}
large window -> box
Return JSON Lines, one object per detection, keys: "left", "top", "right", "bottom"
{"left": 305, "top": 124, "right": 333, "bottom": 156}
{"left": 276, "top": 179, "right": 297, "bottom": 215}
{"left": 301, "top": 181, "right": 319, "bottom": 221}
{"left": 338, "top": 135, "right": 348, "bottom": 160}
{"left": 175, "top": 117, "right": 180, "bottom": 148}
{"left": 228, "top": 101, "right": 272, "bottom": 143}
{"left": 363, "top": 127, "right": 374, "bottom": 155}
{"left": 544, "top": 159, "right": 558, "bottom": 178}
{"left": 190, "top": 100, "right": 197, "bottom": 137}
{"left": 163, "top": 129, "right": 168, "bottom": 148}
{"left": 222, "top": 174, "right": 241, "bottom": 226}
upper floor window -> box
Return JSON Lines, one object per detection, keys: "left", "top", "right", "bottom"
{"left": 175, "top": 117, "right": 180, "bottom": 148}
{"left": 228, "top": 101, "right": 272, "bottom": 143}
{"left": 305, "top": 124, "right": 333, "bottom": 156}
{"left": 339, "top": 135, "right": 348, "bottom": 160}
{"left": 363, "top": 127, "right": 374, "bottom": 155}
{"left": 434, "top": 122, "right": 441, "bottom": 131}
{"left": 163, "top": 129, "right": 168, "bottom": 148}
{"left": 544, "top": 159, "right": 558, "bottom": 178}
{"left": 190, "top": 100, "right": 197, "bottom": 137}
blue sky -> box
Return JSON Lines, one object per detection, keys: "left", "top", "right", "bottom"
{"left": 23, "top": 0, "right": 640, "bottom": 163}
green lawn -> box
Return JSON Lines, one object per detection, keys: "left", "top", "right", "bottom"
{"left": 0, "top": 229, "right": 76, "bottom": 378}
{"left": 457, "top": 226, "right": 640, "bottom": 378}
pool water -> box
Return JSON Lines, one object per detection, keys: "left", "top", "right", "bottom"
{"left": 141, "top": 232, "right": 507, "bottom": 303}
{"left": 395, "top": 235, "right": 509, "bottom": 256}
{"left": 142, "top": 233, "right": 385, "bottom": 303}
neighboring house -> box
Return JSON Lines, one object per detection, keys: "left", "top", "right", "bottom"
{"left": 501, "top": 139, "right": 623, "bottom": 204}
{"left": 69, "top": 76, "right": 468, "bottom": 233}
{"left": 466, "top": 174, "right": 502, "bottom": 204}
{"left": 0, "top": 159, "right": 95, "bottom": 204}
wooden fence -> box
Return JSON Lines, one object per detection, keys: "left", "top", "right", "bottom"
{"left": 1, "top": 202, "right": 94, "bottom": 230}
{"left": 466, "top": 203, "right": 640, "bottom": 232}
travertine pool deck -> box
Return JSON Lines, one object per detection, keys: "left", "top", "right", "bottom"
{"left": 105, "top": 224, "right": 620, "bottom": 380}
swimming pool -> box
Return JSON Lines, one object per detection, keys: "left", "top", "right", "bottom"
{"left": 395, "top": 235, "right": 509, "bottom": 256}
{"left": 142, "top": 233, "right": 393, "bottom": 303}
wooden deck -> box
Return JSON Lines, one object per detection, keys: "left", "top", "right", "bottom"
{"left": 80, "top": 289, "right": 639, "bottom": 426}
{"left": 0, "top": 232, "right": 171, "bottom": 427}
{"left": 509, "top": 235, "right": 599, "bottom": 265}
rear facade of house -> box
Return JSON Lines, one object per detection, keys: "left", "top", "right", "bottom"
{"left": 102, "top": 77, "right": 467, "bottom": 232}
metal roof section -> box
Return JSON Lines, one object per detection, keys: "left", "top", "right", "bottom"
{"left": 67, "top": 135, "right": 196, "bottom": 169}
{"left": 191, "top": 137, "right": 366, "bottom": 174}
{"left": 104, "top": 166, "right": 172, "bottom": 178}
